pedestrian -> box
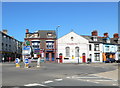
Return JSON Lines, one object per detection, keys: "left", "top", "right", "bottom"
{"left": 2, "top": 57, "right": 5, "bottom": 63}
{"left": 9, "top": 57, "right": 11, "bottom": 62}
{"left": 37, "top": 57, "right": 41, "bottom": 67}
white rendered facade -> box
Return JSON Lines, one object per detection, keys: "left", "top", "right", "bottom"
{"left": 58, "top": 32, "right": 104, "bottom": 63}
{"left": 58, "top": 32, "right": 89, "bottom": 63}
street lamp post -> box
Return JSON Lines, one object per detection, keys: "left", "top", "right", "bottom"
{"left": 56, "top": 25, "right": 60, "bottom": 63}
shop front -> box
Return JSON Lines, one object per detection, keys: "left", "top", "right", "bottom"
{"left": 45, "top": 49, "right": 56, "bottom": 62}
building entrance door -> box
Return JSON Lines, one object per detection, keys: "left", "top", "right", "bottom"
{"left": 59, "top": 53, "right": 63, "bottom": 63}
{"left": 82, "top": 53, "right": 86, "bottom": 63}
{"left": 52, "top": 53, "right": 54, "bottom": 61}
{"left": 46, "top": 53, "right": 49, "bottom": 61}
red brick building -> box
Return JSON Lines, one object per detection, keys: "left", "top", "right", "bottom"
{"left": 24, "top": 29, "right": 57, "bottom": 62}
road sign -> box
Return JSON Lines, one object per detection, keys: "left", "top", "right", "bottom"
{"left": 24, "top": 58, "right": 29, "bottom": 68}
{"left": 22, "top": 46, "right": 31, "bottom": 55}
{"left": 15, "top": 58, "right": 20, "bottom": 67}
{"left": 25, "top": 58, "right": 29, "bottom": 64}
{"left": 15, "top": 58, "right": 19, "bottom": 63}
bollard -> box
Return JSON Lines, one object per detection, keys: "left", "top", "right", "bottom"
{"left": 16, "top": 63, "right": 20, "bottom": 67}
{"left": 25, "top": 63, "right": 29, "bottom": 68}
{"left": 15, "top": 58, "right": 20, "bottom": 68}
{"left": 24, "top": 58, "right": 29, "bottom": 68}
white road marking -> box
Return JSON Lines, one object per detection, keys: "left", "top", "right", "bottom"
{"left": 73, "top": 76, "right": 103, "bottom": 79}
{"left": 24, "top": 83, "right": 46, "bottom": 86}
{"left": 90, "top": 75, "right": 114, "bottom": 80}
{"left": 66, "top": 77, "right": 70, "bottom": 78}
{"left": 44, "top": 80, "right": 53, "bottom": 84}
{"left": 94, "top": 82, "right": 99, "bottom": 84}
{"left": 112, "top": 84, "right": 118, "bottom": 86}
{"left": 55, "top": 79, "right": 63, "bottom": 81}
{"left": 96, "top": 80, "right": 117, "bottom": 82}
{"left": 86, "top": 80, "right": 90, "bottom": 82}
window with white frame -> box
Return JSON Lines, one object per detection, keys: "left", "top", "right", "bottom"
{"left": 93, "top": 37, "right": 97, "bottom": 41}
{"left": 75, "top": 47, "right": 79, "bottom": 57}
{"left": 47, "top": 33, "right": 53, "bottom": 38}
{"left": 105, "top": 46, "right": 109, "bottom": 51}
{"left": 46, "top": 41, "right": 54, "bottom": 49}
{"left": 94, "top": 44, "right": 99, "bottom": 51}
{"left": 32, "top": 41, "right": 40, "bottom": 49}
{"left": 94, "top": 53, "right": 100, "bottom": 61}
{"left": 66, "top": 47, "right": 70, "bottom": 57}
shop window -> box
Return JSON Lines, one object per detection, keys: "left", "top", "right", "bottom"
{"left": 75, "top": 47, "right": 79, "bottom": 57}
{"left": 66, "top": 47, "right": 70, "bottom": 57}
{"left": 46, "top": 41, "right": 54, "bottom": 49}
{"left": 94, "top": 53, "right": 100, "bottom": 61}
{"left": 94, "top": 44, "right": 99, "bottom": 51}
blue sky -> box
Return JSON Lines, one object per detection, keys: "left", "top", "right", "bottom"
{"left": 2, "top": 2, "right": 118, "bottom": 42}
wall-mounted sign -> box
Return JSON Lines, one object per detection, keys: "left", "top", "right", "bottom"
{"left": 33, "top": 48, "right": 40, "bottom": 54}
{"left": 67, "top": 43, "right": 78, "bottom": 45}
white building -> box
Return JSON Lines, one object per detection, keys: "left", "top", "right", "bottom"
{"left": 58, "top": 31, "right": 104, "bottom": 63}
{"left": 58, "top": 31, "right": 89, "bottom": 63}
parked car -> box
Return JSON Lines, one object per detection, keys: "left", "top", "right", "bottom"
{"left": 105, "top": 58, "right": 116, "bottom": 63}
{"left": 116, "top": 59, "right": 120, "bottom": 63}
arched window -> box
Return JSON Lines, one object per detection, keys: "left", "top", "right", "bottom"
{"left": 66, "top": 47, "right": 70, "bottom": 57}
{"left": 75, "top": 47, "right": 79, "bottom": 57}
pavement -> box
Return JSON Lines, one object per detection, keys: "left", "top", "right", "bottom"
{"left": 1, "top": 62, "right": 119, "bottom": 87}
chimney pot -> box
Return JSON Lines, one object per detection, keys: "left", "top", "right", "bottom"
{"left": 104, "top": 32, "right": 109, "bottom": 37}
{"left": 113, "top": 33, "right": 119, "bottom": 38}
{"left": 2, "top": 30, "right": 7, "bottom": 34}
{"left": 92, "top": 30, "right": 98, "bottom": 36}
{"left": 26, "top": 29, "right": 29, "bottom": 33}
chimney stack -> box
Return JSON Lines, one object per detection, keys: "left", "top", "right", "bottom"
{"left": 92, "top": 30, "right": 98, "bottom": 36}
{"left": 104, "top": 32, "right": 109, "bottom": 37}
{"left": 2, "top": 30, "right": 7, "bottom": 34}
{"left": 26, "top": 29, "right": 29, "bottom": 33}
{"left": 113, "top": 33, "right": 119, "bottom": 38}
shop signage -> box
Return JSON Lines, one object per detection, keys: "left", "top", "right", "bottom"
{"left": 33, "top": 48, "right": 40, "bottom": 54}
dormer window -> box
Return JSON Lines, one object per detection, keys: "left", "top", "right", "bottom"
{"left": 34, "top": 33, "right": 39, "bottom": 38}
{"left": 93, "top": 37, "right": 97, "bottom": 41}
{"left": 107, "top": 40, "right": 110, "bottom": 43}
{"left": 104, "top": 37, "right": 110, "bottom": 43}
{"left": 47, "top": 33, "right": 53, "bottom": 38}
